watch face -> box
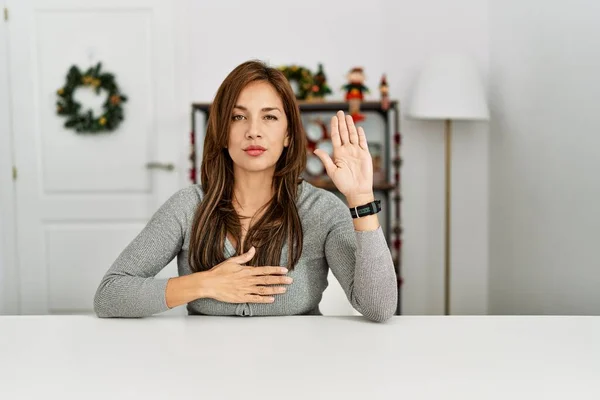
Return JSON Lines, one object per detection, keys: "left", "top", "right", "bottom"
{"left": 306, "top": 154, "right": 324, "bottom": 176}
{"left": 305, "top": 121, "right": 324, "bottom": 143}
{"left": 316, "top": 140, "right": 333, "bottom": 156}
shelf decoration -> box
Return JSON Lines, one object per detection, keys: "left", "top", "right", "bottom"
{"left": 342, "top": 67, "right": 369, "bottom": 122}
{"left": 310, "top": 63, "right": 332, "bottom": 100}
{"left": 379, "top": 74, "right": 390, "bottom": 111}
{"left": 278, "top": 65, "right": 314, "bottom": 100}
{"left": 304, "top": 118, "right": 331, "bottom": 183}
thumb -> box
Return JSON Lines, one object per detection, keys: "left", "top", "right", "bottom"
{"left": 313, "top": 149, "right": 336, "bottom": 177}
{"left": 233, "top": 246, "right": 255, "bottom": 265}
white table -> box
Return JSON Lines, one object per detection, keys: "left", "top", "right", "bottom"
{"left": 1, "top": 315, "right": 599, "bottom": 399}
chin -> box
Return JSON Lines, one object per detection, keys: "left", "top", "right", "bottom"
{"left": 239, "top": 161, "right": 276, "bottom": 173}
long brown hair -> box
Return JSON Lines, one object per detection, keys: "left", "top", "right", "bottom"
{"left": 188, "top": 60, "right": 307, "bottom": 272}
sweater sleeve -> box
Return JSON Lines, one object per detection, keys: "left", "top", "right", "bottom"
{"left": 93, "top": 187, "right": 200, "bottom": 318}
{"left": 323, "top": 196, "right": 398, "bottom": 322}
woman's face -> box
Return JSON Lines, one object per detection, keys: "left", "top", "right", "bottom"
{"left": 227, "top": 81, "right": 289, "bottom": 176}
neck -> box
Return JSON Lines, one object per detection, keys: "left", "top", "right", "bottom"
{"left": 233, "top": 169, "right": 274, "bottom": 211}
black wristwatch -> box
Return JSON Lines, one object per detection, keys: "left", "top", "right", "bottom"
{"left": 349, "top": 200, "right": 381, "bottom": 219}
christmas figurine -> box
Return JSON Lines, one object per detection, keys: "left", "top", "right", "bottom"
{"left": 379, "top": 73, "right": 390, "bottom": 111}
{"left": 310, "top": 63, "right": 332, "bottom": 100}
{"left": 342, "top": 67, "right": 369, "bottom": 122}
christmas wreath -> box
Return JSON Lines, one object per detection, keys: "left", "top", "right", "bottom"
{"left": 278, "top": 65, "right": 314, "bottom": 100}
{"left": 56, "top": 62, "right": 127, "bottom": 133}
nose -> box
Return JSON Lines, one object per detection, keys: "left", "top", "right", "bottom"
{"left": 245, "top": 118, "right": 262, "bottom": 139}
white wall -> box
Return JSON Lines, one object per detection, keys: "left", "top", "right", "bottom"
{"left": 0, "top": 0, "right": 490, "bottom": 315}
{"left": 5, "top": 0, "right": 598, "bottom": 317}
{"left": 489, "top": 0, "right": 600, "bottom": 314}
{"left": 0, "top": 0, "right": 18, "bottom": 315}
{"left": 188, "top": 0, "right": 490, "bottom": 315}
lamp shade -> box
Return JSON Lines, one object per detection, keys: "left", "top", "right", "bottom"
{"left": 408, "top": 54, "right": 489, "bottom": 121}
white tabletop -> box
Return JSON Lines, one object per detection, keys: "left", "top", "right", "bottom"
{"left": 1, "top": 315, "right": 599, "bottom": 399}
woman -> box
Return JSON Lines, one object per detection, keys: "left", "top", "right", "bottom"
{"left": 94, "top": 60, "right": 397, "bottom": 322}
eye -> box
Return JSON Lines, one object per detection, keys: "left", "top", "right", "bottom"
{"left": 232, "top": 115, "right": 245, "bottom": 121}
{"left": 264, "top": 115, "right": 278, "bottom": 121}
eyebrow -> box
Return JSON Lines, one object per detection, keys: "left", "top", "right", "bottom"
{"left": 233, "top": 105, "right": 282, "bottom": 112}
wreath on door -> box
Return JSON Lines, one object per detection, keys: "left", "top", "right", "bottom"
{"left": 56, "top": 62, "right": 127, "bottom": 133}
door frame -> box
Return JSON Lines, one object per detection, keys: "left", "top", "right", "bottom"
{"left": 0, "top": 0, "right": 19, "bottom": 314}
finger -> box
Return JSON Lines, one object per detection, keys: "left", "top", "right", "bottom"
{"left": 253, "top": 275, "right": 293, "bottom": 285}
{"left": 313, "top": 149, "right": 337, "bottom": 177}
{"left": 337, "top": 110, "right": 349, "bottom": 145}
{"left": 357, "top": 126, "right": 368, "bottom": 150}
{"left": 250, "top": 266, "right": 289, "bottom": 275}
{"left": 245, "top": 295, "right": 275, "bottom": 303}
{"left": 330, "top": 114, "right": 342, "bottom": 147}
{"left": 346, "top": 114, "right": 359, "bottom": 145}
{"left": 230, "top": 246, "right": 255, "bottom": 265}
{"left": 251, "top": 285, "right": 288, "bottom": 296}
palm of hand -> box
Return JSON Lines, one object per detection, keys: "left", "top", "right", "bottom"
{"left": 313, "top": 111, "right": 374, "bottom": 198}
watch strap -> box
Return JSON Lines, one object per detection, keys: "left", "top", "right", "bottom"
{"left": 350, "top": 200, "right": 381, "bottom": 219}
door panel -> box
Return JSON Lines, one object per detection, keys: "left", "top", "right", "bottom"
{"left": 8, "top": 0, "right": 183, "bottom": 314}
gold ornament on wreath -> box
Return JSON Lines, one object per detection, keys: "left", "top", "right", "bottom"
{"left": 56, "top": 62, "right": 128, "bottom": 133}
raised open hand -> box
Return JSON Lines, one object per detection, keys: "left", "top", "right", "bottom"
{"left": 313, "top": 110, "right": 374, "bottom": 199}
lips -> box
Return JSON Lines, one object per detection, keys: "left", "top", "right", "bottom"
{"left": 244, "top": 145, "right": 266, "bottom": 157}
{"left": 244, "top": 145, "right": 266, "bottom": 151}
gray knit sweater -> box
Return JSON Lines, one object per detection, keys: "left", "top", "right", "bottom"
{"left": 93, "top": 181, "right": 398, "bottom": 322}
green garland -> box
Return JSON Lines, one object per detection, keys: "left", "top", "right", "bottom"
{"left": 56, "top": 62, "right": 127, "bottom": 133}
{"left": 278, "top": 65, "right": 314, "bottom": 100}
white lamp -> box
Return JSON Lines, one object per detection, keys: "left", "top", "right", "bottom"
{"left": 408, "top": 53, "right": 489, "bottom": 315}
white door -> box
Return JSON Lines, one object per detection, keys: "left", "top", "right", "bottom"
{"left": 8, "top": 0, "right": 187, "bottom": 314}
